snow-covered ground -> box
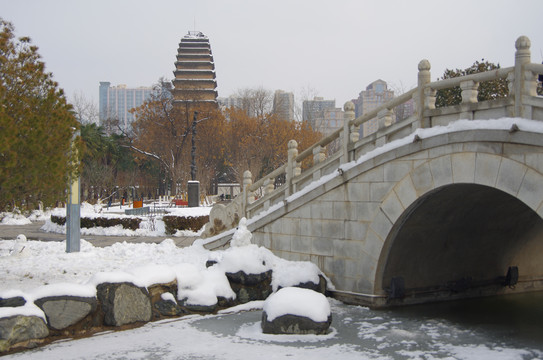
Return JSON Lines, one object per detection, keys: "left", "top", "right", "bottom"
{"left": 1, "top": 201, "right": 212, "bottom": 237}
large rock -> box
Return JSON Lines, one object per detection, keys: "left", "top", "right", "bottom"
{"left": 0, "top": 315, "right": 49, "bottom": 352}
{"left": 261, "top": 287, "right": 332, "bottom": 335}
{"left": 154, "top": 299, "right": 187, "bottom": 317}
{"left": 283, "top": 274, "right": 328, "bottom": 295}
{"left": 34, "top": 296, "right": 97, "bottom": 330}
{"left": 261, "top": 312, "right": 332, "bottom": 335}
{"left": 96, "top": 282, "right": 152, "bottom": 326}
{"left": 225, "top": 270, "right": 273, "bottom": 304}
{"left": 0, "top": 297, "right": 26, "bottom": 308}
{"left": 147, "top": 281, "right": 185, "bottom": 319}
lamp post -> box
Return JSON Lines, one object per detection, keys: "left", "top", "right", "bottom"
{"left": 188, "top": 111, "right": 199, "bottom": 207}
{"left": 66, "top": 128, "right": 80, "bottom": 252}
{"left": 191, "top": 111, "right": 197, "bottom": 181}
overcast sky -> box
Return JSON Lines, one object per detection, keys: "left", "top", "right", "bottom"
{"left": 2, "top": 0, "right": 543, "bottom": 108}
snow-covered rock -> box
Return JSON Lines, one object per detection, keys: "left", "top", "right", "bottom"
{"left": 261, "top": 287, "right": 332, "bottom": 335}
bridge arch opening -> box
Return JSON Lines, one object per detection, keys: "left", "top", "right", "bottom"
{"left": 377, "top": 183, "right": 543, "bottom": 305}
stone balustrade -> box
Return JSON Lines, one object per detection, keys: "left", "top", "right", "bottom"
{"left": 201, "top": 36, "right": 543, "bottom": 241}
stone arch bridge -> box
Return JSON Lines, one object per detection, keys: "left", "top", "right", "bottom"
{"left": 200, "top": 36, "right": 543, "bottom": 307}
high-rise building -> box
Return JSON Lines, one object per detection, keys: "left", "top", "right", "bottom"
{"left": 172, "top": 31, "right": 218, "bottom": 111}
{"left": 351, "top": 79, "right": 395, "bottom": 136}
{"left": 272, "top": 90, "right": 295, "bottom": 121}
{"left": 320, "top": 108, "right": 345, "bottom": 136}
{"left": 217, "top": 96, "right": 244, "bottom": 111}
{"left": 98, "top": 82, "right": 152, "bottom": 132}
{"left": 302, "top": 97, "right": 336, "bottom": 131}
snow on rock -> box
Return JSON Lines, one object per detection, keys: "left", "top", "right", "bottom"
{"left": 128, "top": 264, "right": 177, "bottom": 288}
{"left": 1, "top": 212, "right": 31, "bottom": 225}
{"left": 230, "top": 218, "right": 252, "bottom": 247}
{"left": 29, "top": 283, "right": 96, "bottom": 300}
{"left": 263, "top": 287, "right": 331, "bottom": 323}
{"left": 177, "top": 266, "right": 235, "bottom": 306}
{"left": 271, "top": 257, "right": 323, "bottom": 291}
{"left": 215, "top": 244, "right": 273, "bottom": 275}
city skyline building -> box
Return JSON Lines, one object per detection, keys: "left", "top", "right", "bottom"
{"left": 302, "top": 97, "right": 336, "bottom": 131}
{"left": 172, "top": 31, "right": 218, "bottom": 111}
{"left": 98, "top": 82, "right": 152, "bottom": 132}
{"left": 352, "top": 79, "right": 395, "bottom": 136}
{"left": 272, "top": 90, "right": 295, "bottom": 121}
{"left": 320, "top": 107, "right": 345, "bottom": 135}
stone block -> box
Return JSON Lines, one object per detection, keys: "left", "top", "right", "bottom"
{"left": 525, "top": 153, "right": 543, "bottom": 173}
{"left": 362, "top": 229, "right": 385, "bottom": 261}
{"left": 428, "top": 144, "right": 455, "bottom": 158}
{"left": 0, "top": 315, "right": 49, "bottom": 352}
{"left": 310, "top": 202, "right": 325, "bottom": 219}
{"left": 343, "top": 259, "right": 362, "bottom": 278}
{"left": 410, "top": 163, "right": 433, "bottom": 196}
{"left": 429, "top": 155, "right": 453, "bottom": 188}
{"left": 355, "top": 277, "right": 374, "bottom": 294}
{"left": 384, "top": 161, "right": 412, "bottom": 182}
{"left": 344, "top": 221, "right": 367, "bottom": 241}
{"left": 474, "top": 153, "right": 501, "bottom": 187}
{"left": 393, "top": 176, "right": 417, "bottom": 209}
{"left": 333, "top": 239, "right": 362, "bottom": 258}
{"left": 380, "top": 191, "right": 405, "bottom": 224}
{"left": 299, "top": 204, "right": 311, "bottom": 219}
{"left": 346, "top": 182, "right": 370, "bottom": 202}
{"left": 359, "top": 166, "right": 384, "bottom": 183}
{"left": 496, "top": 158, "right": 527, "bottom": 195}
{"left": 321, "top": 219, "right": 344, "bottom": 239}
{"left": 272, "top": 234, "right": 291, "bottom": 252}
{"left": 96, "top": 282, "right": 152, "bottom": 327}
{"left": 462, "top": 142, "right": 502, "bottom": 155}
{"left": 34, "top": 295, "right": 97, "bottom": 330}
{"left": 323, "top": 257, "right": 345, "bottom": 276}
{"left": 354, "top": 202, "right": 379, "bottom": 222}
{"left": 271, "top": 220, "right": 282, "bottom": 234}
{"left": 332, "top": 201, "right": 349, "bottom": 220}
{"left": 291, "top": 236, "right": 312, "bottom": 253}
{"left": 282, "top": 217, "right": 300, "bottom": 237}
{"left": 517, "top": 168, "right": 543, "bottom": 211}
{"left": 370, "top": 182, "right": 394, "bottom": 202}
{"left": 311, "top": 237, "right": 334, "bottom": 256}
{"left": 369, "top": 209, "right": 393, "bottom": 242}
{"left": 451, "top": 153, "right": 476, "bottom": 183}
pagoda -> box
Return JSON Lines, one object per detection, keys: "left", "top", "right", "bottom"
{"left": 172, "top": 31, "right": 218, "bottom": 110}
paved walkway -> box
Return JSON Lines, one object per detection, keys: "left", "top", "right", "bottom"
{"left": 0, "top": 222, "right": 197, "bottom": 248}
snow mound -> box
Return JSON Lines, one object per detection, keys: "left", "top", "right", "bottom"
{"left": 263, "top": 287, "right": 331, "bottom": 322}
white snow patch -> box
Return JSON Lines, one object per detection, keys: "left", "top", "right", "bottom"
{"left": 263, "top": 287, "right": 331, "bottom": 322}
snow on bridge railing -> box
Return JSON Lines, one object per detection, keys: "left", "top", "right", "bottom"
{"left": 201, "top": 36, "right": 543, "bottom": 239}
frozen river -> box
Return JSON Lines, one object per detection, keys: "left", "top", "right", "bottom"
{"left": 5, "top": 292, "right": 543, "bottom": 359}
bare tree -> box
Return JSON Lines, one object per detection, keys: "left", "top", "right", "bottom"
{"left": 71, "top": 91, "right": 99, "bottom": 125}
{"left": 234, "top": 87, "right": 273, "bottom": 118}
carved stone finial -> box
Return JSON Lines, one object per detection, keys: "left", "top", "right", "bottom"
{"left": 243, "top": 170, "right": 252, "bottom": 183}
{"left": 515, "top": 36, "right": 531, "bottom": 51}
{"left": 288, "top": 139, "right": 298, "bottom": 150}
{"left": 418, "top": 59, "right": 431, "bottom": 72}
{"left": 343, "top": 101, "right": 355, "bottom": 112}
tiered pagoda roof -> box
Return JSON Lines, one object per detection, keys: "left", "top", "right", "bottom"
{"left": 172, "top": 31, "right": 218, "bottom": 108}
